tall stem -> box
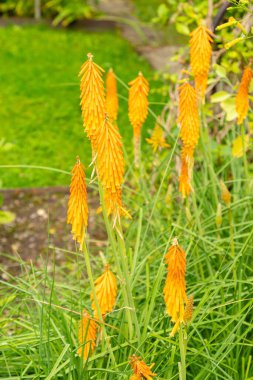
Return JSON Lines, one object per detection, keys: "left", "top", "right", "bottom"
{"left": 178, "top": 326, "right": 187, "bottom": 380}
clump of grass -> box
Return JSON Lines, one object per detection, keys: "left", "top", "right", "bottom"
{"left": 1, "top": 12, "right": 253, "bottom": 380}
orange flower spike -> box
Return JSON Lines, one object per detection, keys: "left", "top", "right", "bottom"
{"left": 179, "top": 153, "right": 191, "bottom": 199}
{"left": 96, "top": 115, "right": 124, "bottom": 193}
{"left": 77, "top": 309, "right": 97, "bottom": 360}
{"left": 178, "top": 83, "right": 200, "bottom": 158}
{"left": 91, "top": 264, "right": 118, "bottom": 318}
{"left": 190, "top": 25, "right": 213, "bottom": 97}
{"left": 106, "top": 68, "right": 119, "bottom": 122}
{"left": 67, "top": 157, "right": 88, "bottom": 250}
{"left": 235, "top": 66, "right": 253, "bottom": 125}
{"left": 128, "top": 72, "right": 149, "bottom": 141}
{"left": 79, "top": 53, "right": 105, "bottom": 150}
{"left": 129, "top": 355, "right": 156, "bottom": 380}
{"left": 163, "top": 238, "right": 187, "bottom": 323}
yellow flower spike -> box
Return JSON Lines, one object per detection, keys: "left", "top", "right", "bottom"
{"left": 235, "top": 66, "right": 253, "bottom": 125}
{"left": 163, "top": 238, "right": 187, "bottom": 325}
{"left": 146, "top": 120, "right": 170, "bottom": 152}
{"left": 106, "top": 68, "right": 119, "bottom": 122}
{"left": 178, "top": 83, "right": 200, "bottom": 157}
{"left": 77, "top": 309, "right": 97, "bottom": 360}
{"left": 179, "top": 152, "right": 191, "bottom": 199}
{"left": 79, "top": 52, "right": 105, "bottom": 151}
{"left": 190, "top": 25, "right": 213, "bottom": 97}
{"left": 91, "top": 264, "right": 118, "bottom": 318}
{"left": 128, "top": 72, "right": 149, "bottom": 140}
{"left": 128, "top": 72, "right": 149, "bottom": 165}
{"left": 220, "top": 180, "right": 232, "bottom": 206}
{"left": 129, "top": 355, "right": 156, "bottom": 379}
{"left": 232, "top": 134, "right": 250, "bottom": 157}
{"left": 183, "top": 295, "right": 194, "bottom": 324}
{"left": 67, "top": 157, "right": 88, "bottom": 250}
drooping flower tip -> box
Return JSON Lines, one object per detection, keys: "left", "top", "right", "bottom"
{"left": 67, "top": 158, "right": 88, "bottom": 250}
{"left": 129, "top": 355, "right": 156, "bottom": 379}
{"left": 77, "top": 309, "right": 97, "bottom": 360}
{"left": 179, "top": 154, "right": 191, "bottom": 199}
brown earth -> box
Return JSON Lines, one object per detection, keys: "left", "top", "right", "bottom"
{"left": 0, "top": 187, "right": 107, "bottom": 274}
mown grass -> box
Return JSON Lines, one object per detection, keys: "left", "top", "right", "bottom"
{"left": 0, "top": 24, "right": 162, "bottom": 188}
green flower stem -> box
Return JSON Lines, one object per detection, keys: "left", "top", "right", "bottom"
{"left": 115, "top": 220, "right": 141, "bottom": 341}
{"left": 82, "top": 242, "right": 116, "bottom": 365}
{"left": 178, "top": 326, "right": 187, "bottom": 380}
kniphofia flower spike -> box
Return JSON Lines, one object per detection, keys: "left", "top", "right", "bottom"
{"left": 235, "top": 66, "right": 253, "bottom": 125}
{"left": 129, "top": 354, "right": 156, "bottom": 379}
{"left": 163, "top": 238, "right": 187, "bottom": 336}
{"left": 79, "top": 53, "right": 105, "bottom": 151}
{"left": 91, "top": 264, "right": 117, "bottom": 318}
{"left": 128, "top": 72, "right": 149, "bottom": 165}
{"left": 67, "top": 157, "right": 88, "bottom": 250}
{"left": 178, "top": 82, "right": 200, "bottom": 158}
{"left": 190, "top": 25, "right": 213, "bottom": 97}
{"left": 77, "top": 309, "right": 97, "bottom": 360}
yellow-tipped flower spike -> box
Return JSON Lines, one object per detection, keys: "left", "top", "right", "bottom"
{"left": 91, "top": 264, "right": 117, "bottom": 318}
{"left": 67, "top": 157, "right": 88, "bottom": 250}
{"left": 77, "top": 309, "right": 97, "bottom": 360}
{"left": 178, "top": 83, "right": 200, "bottom": 158}
{"left": 190, "top": 25, "right": 213, "bottom": 97}
{"left": 183, "top": 295, "right": 194, "bottom": 324}
{"left": 163, "top": 238, "right": 187, "bottom": 324}
{"left": 179, "top": 153, "right": 191, "bottom": 199}
{"left": 129, "top": 355, "right": 156, "bottom": 379}
{"left": 235, "top": 66, "right": 253, "bottom": 125}
{"left": 220, "top": 180, "right": 231, "bottom": 206}
{"left": 128, "top": 72, "right": 149, "bottom": 141}
{"left": 106, "top": 68, "right": 118, "bottom": 122}
{"left": 79, "top": 53, "right": 105, "bottom": 150}
{"left": 96, "top": 115, "right": 124, "bottom": 193}
{"left": 146, "top": 119, "right": 170, "bottom": 153}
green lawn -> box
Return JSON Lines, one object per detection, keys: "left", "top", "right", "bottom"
{"left": 0, "top": 24, "right": 162, "bottom": 188}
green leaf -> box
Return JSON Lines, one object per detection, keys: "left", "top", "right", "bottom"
{"left": 0, "top": 210, "right": 15, "bottom": 224}
{"left": 175, "top": 22, "right": 190, "bottom": 36}
{"left": 213, "top": 64, "right": 227, "bottom": 79}
{"left": 221, "top": 97, "right": 237, "bottom": 121}
{"left": 211, "top": 91, "right": 231, "bottom": 103}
